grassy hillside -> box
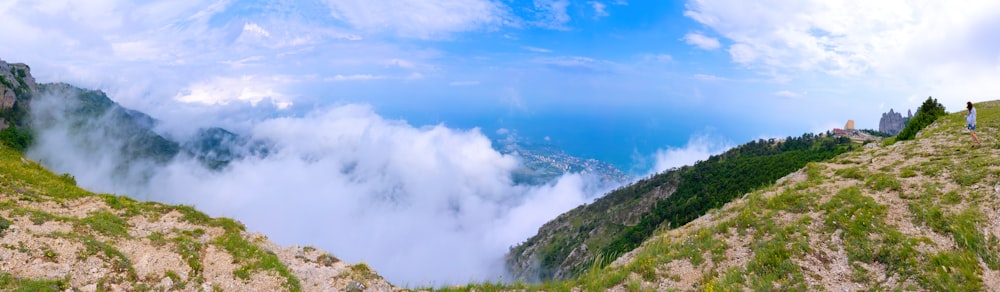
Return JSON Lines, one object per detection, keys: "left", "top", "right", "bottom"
{"left": 455, "top": 102, "right": 1000, "bottom": 290}
{"left": 507, "top": 133, "right": 855, "bottom": 281}
{"left": 0, "top": 145, "right": 395, "bottom": 291}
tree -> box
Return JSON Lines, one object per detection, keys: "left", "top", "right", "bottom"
{"left": 897, "top": 96, "right": 945, "bottom": 141}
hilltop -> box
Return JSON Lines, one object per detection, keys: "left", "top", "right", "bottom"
{"left": 458, "top": 100, "right": 1000, "bottom": 291}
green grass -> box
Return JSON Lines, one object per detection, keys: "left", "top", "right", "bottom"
{"left": 0, "top": 215, "right": 11, "bottom": 233}
{"left": 823, "top": 187, "right": 885, "bottom": 261}
{"left": 954, "top": 167, "right": 986, "bottom": 186}
{"left": 165, "top": 270, "right": 185, "bottom": 289}
{"left": 919, "top": 159, "right": 951, "bottom": 177}
{"left": 101, "top": 194, "right": 162, "bottom": 218}
{"left": 745, "top": 233, "right": 807, "bottom": 290}
{"left": 948, "top": 208, "right": 1000, "bottom": 269}
{"left": 317, "top": 253, "right": 339, "bottom": 267}
{"left": 0, "top": 144, "right": 303, "bottom": 289}
{"left": 0, "top": 272, "right": 69, "bottom": 292}
{"left": 9, "top": 207, "right": 61, "bottom": 225}
{"left": 765, "top": 190, "right": 817, "bottom": 214}
{"left": 172, "top": 235, "right": 204, "bottom": 282}
{"left": 50, "top": 232, "right": 137, "bottom": 282}
{"left": 213, "top": 232, "right": 301, "bottom": 291}
{"left": 0, "top": 147, "right": 90, "bottom": 200}
{"left": 834, "top": 166, "right": 867, "bottom": 180}
{"left": 919, "top": 251, "right": 982, "bottom": 291}
{"left": 865, "top": 173, "right": 902, "bottom": 192}
{"left": 941, "top": 191, "right": 962, "bottom": 205}
{"left": 79, "top": 211, "right": 130, "bottom": 238}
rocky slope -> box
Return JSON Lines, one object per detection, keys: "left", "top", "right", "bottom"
{"left": 0, "top": 145, "right": 397, "bottom": 291}
{"left": 0, "top": 58, "right": 398, "bottom": 291}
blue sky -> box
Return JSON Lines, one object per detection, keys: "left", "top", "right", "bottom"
{"left": 4, "top": 0, "right": 1000, "bottom": 168}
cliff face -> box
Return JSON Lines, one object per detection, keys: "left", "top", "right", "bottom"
{"left": 0, "top": 59, "right": 38, "bottom": 128}
{"left": 879, "top": 108, "right": 911, "bottom": 135}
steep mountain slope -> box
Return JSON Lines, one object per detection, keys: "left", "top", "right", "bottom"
{"left": 29, "top": 82, "right": 269, "bottom": 174}
{"left": 0, "top": 144, "right": 396, "bottom": 291}
{"left": 458, "top": 101, "right": 1000, "bottom": 291}
{"left": 507, "top": 134, "right": 855, "bottom": 281}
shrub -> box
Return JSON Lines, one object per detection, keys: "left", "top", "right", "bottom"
{"left": 897, "top": 97, "right": 946, "bottom": 141}
{"left": 0, "top": 126, "right": 32, "bottom": 152}
{"left": 0, "top": 216, "right": 10, "bottom": 233}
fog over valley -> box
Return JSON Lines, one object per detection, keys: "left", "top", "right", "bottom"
{"left": 25, "top": 86, "right": 677, "bottom": 284}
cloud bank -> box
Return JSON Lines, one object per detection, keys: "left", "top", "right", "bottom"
{"left": 651, "top": 134, "right": 732, "bottom": 174}
{"left": 27, "top": 93, "right": 612, "bottom": 285}
{"left": 684, "top": 0, "right": 1000, "bottom": 104}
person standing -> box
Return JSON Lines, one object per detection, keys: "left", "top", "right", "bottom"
{"left": 967, "top": 101, "right": 982, "bottom": 147}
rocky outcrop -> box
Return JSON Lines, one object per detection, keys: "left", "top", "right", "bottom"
{"left": 879, "top": 108, "right": 910, "bottom": 135}
{"left": 0, "top": 59, "right": 38, "bottom": 104}
{"left": 0, "top": 87, "right": 14, "bottom": 110}
{"left": 0, "top": 59, "right": 39, "bottom": 129}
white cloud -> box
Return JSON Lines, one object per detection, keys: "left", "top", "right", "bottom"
{"left": 651, "top": 134, "right": 732, "bottom": 174}
{"left": 325, "top": 0, "right": 514, "bottom": 39}
{"left": 683, "top": 32, "right": 721, "bottom": 50}
{"left": 775, "top": 90, "right": 802, "bottom": 99}
{"left": 325, "top": 74, "right": 387, "bottom": 82}
{"left": 175, "top": 75, "right": 295, "bottom": 109}
{"left": 727, "top": 43, "right": 757, "bottom": 64}
{"left": 220, "top": 56, "right": 265, "bottom": 69}
{"left": 534, "top": 56, "right": 618, "bottom": 73}
{"left": 685, "top": 0, "right": 1000, "bottom": 105}
{"left": 110, "top": 40, "right": 168, "bottom": 62}
{"left": 533, "top": 0, "right": 571, "bottom": 29}
{"left": 522, "top": 46, "right": 553, "bottom": 53}
{"left": 242, "top": 22, "right": 270, "bottom": 38}
{"left": 383, "top": 58, "right": 416, "bottom": 69}
{"left": 502, "top": 88, "right": 527, "bottom": 111}
{"left": 642, "top": 54, "right": 673, "bottom": 62}
{"left": 589, "top": 1, "right": 609, "bottom": 18}
{"left": 27, "top": 101, "right": 609, "bottom": 285}
{"left": 693, "top": 73, "right": 726, "bottom": 81}
{"left": 449, "top": 81, "right": 481, "bottom": 86}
